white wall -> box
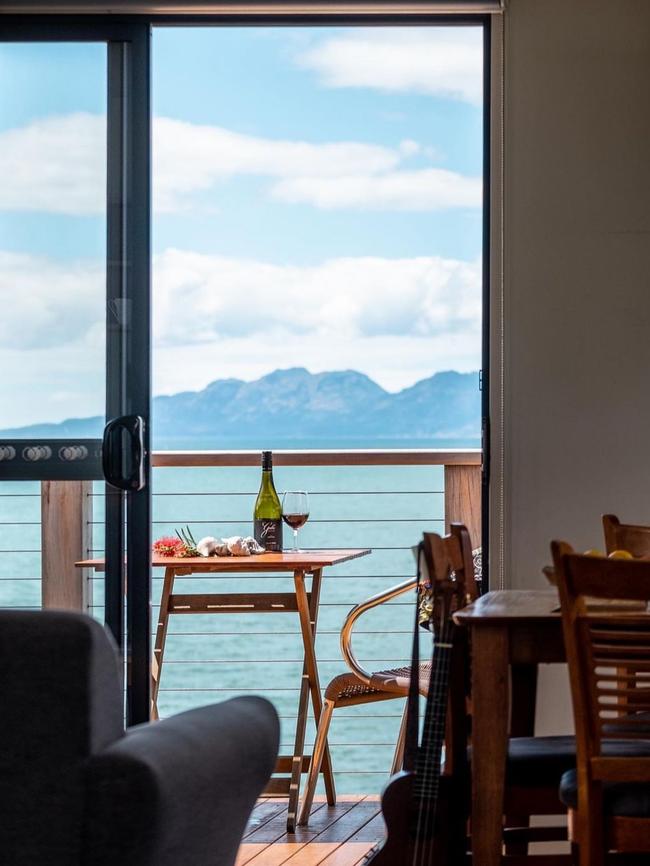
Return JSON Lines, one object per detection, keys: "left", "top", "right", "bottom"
{"left": 496, "top": 0, "right": 650, "bottom": 731}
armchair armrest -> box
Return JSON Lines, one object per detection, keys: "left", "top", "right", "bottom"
{"left": 340, "top": 577, "right": 416, "bottom": 685}
{"left": 83, "top": 696, "right": 279, "bottom": 866}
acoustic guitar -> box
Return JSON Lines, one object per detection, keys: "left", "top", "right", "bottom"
{"left": 364, "top": 540, "right": 468, "bottom": 866}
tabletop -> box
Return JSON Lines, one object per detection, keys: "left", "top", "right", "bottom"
{"left": 453, "top": 588, "right": 649, "bottom": 627}
{"left": 453, "top": 589, "right": 560, "bottom": 625}
{"left": 76, "top": 549, "right": 371, "bottom": 572}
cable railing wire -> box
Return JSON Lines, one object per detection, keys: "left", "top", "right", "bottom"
{"left": 0, "top": 453, "right": 467, "bottom": 797}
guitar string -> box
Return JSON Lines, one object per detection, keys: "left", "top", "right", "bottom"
{"left": 420, "top": 557, "right": 470, "bottom": 866}
{"left": 416, "top": 619, "right": 454, "bottom": 866}
{"left": 411, "top": 544, "right": 433, "bottom": 866}
{"left": 411, "top": 597, "right": 438, "bottom": 866}
{"left": 414, "top": 560, "right": 463, "bottom": 866}
{"left": 413, "top": 612, "right": 453, "bottom": 866}
{"left": 413, "top": 585, "right": 446, "bottom": 866}
{"left": 425, "top": 624, "right": 455, "bottom": 866}
{"left": 414, "top": 620, "right": 448, "bottom": 866}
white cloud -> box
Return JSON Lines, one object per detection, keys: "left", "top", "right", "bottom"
{"left": 0, "top": 112, "right": 480, "bottom": 215}
{"left": 0, "top": 113, "right": 399, "bottom": 215}
{"left": 0, "top": 250, "right": 105, "bottom": 348}
{"left": 0, "top": 113, "right": 106, "bottom": 215}
{"left": 0, "top": 250, "right": 106, "bottom": 428}
{"left": 0, "top": 246, "right": 480, "bottom": 425}
{"left": 154, "top": 116, "right": 400, "bottom": 212}
{"left": 153, "top": 248, "right": 481, "bottom": 346}
{"left": 298, "top": 29, "right": 483, "bottom": 105}
{"left": 153, "top": 248, "right": 481, "bottom": 399}
{"left": 272, "top": 167, "right": 481, "bottom": 210}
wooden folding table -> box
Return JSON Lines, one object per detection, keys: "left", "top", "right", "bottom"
{"left": 79, "top": 549, "right": 370, "bottom": 832}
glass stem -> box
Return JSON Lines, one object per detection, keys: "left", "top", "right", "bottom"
{"left": 293, "top": 529, "right": 298, "bottom": 551}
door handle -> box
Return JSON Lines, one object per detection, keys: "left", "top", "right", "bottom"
{"left": 102, "top": 415, "right": 146, "bottom": 491}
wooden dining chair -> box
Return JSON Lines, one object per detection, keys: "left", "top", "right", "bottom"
{"left": 297, "top": 523, "right": 479, "bottom": 827}
{"left": 552, "top": 542, "right": 650, "bottom": 866}
{"left": 299, "top": 524, "right": 578, "bottom": 862}
{"left": 603, "top": 513, "right": 650, "bottom": 557}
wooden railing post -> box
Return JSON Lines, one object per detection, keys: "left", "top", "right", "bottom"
{"left": 41, "top": 481, "right": 92, "bottom": 612}
{"left": 444, "top": 464, "right": 482, "bottom": 549}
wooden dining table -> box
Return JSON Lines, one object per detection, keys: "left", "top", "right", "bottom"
{"left": 78, "top": 548, "right": 370, "bottom": 832}
{"left": 454, "top": 589, "right": 565, "bottom": 866}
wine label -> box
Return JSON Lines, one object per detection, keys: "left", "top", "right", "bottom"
{"left": 254, "top": 518, "right": 283, "bottom": 552}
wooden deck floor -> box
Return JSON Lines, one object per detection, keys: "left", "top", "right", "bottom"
{"left": 237, "top": 797, "right": 384, "bottom": 866}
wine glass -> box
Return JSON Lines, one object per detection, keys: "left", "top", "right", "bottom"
{"left": 282, "top": 491, "right": 309, "bottom": 552}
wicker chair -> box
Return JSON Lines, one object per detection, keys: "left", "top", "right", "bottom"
{"left": 297, "top": 523, "right": 479, "bottom": 827}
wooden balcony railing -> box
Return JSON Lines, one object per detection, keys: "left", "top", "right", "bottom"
{"left": 0, "top": 448, "right": 482, "bottom": 792}
{"left": 39, "top": 449, "right": 481, "bottom": 610}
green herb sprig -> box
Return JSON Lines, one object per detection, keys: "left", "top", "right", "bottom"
{"left": 176, "top": 525, "right": 199, "bottom": 557}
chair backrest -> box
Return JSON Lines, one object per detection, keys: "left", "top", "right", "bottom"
{"left": 422, "top": 523, "right": 480, "bottom": 615}
{"left": 0, "top": 610, "right": 124, "bottom": 866}
{"left": 340, "top": 523, "right": 479, "bottom": 686}
{"left": 603, "top": 513, "right": 650, "bottom": 558}
{"left": 422, "top": 524, "right": 478, "bottom": 776}
{"left": 552, "top": 542, "right": 650, "bottom": 779}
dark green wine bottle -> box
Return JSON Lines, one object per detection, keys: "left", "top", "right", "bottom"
{"left": 253, "top": 451, "right": 283, "bottom": 551}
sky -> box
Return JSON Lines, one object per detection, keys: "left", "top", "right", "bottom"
{"left": 0, "top": 26, "right": 483, "bottom": 428}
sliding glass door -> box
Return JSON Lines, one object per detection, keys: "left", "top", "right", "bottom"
{"left": 0, "top": 20, "right": 152, "bottom": 725}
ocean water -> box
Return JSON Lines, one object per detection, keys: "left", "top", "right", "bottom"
{"left": 0, "top": 436, "right": 479, "bottom": 794}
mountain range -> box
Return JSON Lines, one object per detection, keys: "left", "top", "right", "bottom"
{"left": 1, "top": 368, "right": 480, "bottom": 442}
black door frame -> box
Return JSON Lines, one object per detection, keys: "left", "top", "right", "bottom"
{"left": 150, "top": 10, "right": 492, "bottom": 589}
{"left": 0, "top": 17, "right": 152, "bottom": 725}
{"left": 0, "top": 10, "right": 490, "bottom": 725}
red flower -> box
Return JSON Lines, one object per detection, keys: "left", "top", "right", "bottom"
{"left": 153, "top": 536, "right": 187, "bottom": 558}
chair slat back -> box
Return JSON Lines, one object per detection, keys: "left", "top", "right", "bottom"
{"left": 422, "top": 523, "right": 480, "bottom": 612}
{"left": 421, "top": 524, "right": 477, "bottom": 779}
{"left": 552, "top": 541, "right": 650, "bottom": 759}
{"left": 603, "top": 514, "right": 650, "bottom": 558}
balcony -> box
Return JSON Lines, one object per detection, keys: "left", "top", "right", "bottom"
{"left": 1, "top": 448, "right": 480, "bottom": 860}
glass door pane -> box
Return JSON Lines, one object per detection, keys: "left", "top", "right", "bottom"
{"left": 0, "top": 28, "right": 152, "bottom": 727}
{"left": 0, "top": 42, "right": 107, "bottom": 627}
{"left": 0, "top": 42, "right": 106, "bottom": 482}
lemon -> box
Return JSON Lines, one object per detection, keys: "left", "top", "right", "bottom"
{"left": 583, "top": 549, "right": 604, "bottom": 557}
{"left": 608, "top": 549, "right": 634, "bottom": 559}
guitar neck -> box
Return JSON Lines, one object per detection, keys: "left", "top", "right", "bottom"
{"left": 413, "top": 618, "right": 455, "bottom": 801}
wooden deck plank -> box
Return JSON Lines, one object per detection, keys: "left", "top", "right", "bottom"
{"left": 328, "top": 813, "right": 386, "bottom": 866}
{"left": 244, "top": 801, "right": 290, "bottom": 839}
{"left": 278, "top": 799, "right": 381, "bottom": 866}
{"left": 319, "top": 842, "right": 377, "bottom": 866}
{"left": 306, "top": 800, "right": 380, "bottom": 844}
{"left": 240, "top": 798, "right": 365, "bottom": 866}
{"left": 345, "top": 811, "right": 386, "bottom": 844}
{"left": 245, "top": 803, "right": 326, "bottom": 844}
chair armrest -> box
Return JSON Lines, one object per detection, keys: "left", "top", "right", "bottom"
{"left": 341, "top": 577, "right": 416, "bottom": 685}
{"left": 83, "top": 696, "right": 279, "bottom": 866}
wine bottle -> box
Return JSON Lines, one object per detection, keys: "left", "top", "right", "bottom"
{"left": 253, "top": 451, "right": 283, "bottom": 551}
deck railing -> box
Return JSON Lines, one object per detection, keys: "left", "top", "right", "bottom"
{"left": 1, "top": 448, "right": 481, "bottom": 793}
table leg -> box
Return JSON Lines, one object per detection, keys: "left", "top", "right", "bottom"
{"left": 305, "top": 569, "right": 336, "bottom": 805}
{"left": 504, "top": 663, "right": 539, "bottom": 856}
{"left": 288, "top": 568, "right": 335, "bottom": 832}
{"left": 151, "top": 566, "right": 175, "bottom": 721}
{"left": 471, "top": 625, "right": 509, "bottom": 866}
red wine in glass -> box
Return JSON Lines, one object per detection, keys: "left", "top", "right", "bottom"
{"left": 282, "top": 491, "right": 309, "bottom": 551}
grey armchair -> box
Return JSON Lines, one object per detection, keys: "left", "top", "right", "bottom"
{"left": 0, "top": 610, "right": 279, "bottom": 866}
